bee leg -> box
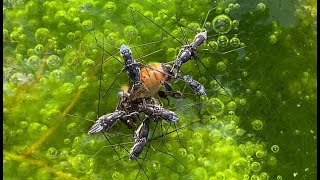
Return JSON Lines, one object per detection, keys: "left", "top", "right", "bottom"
{"left": 157, "top": 90, "right": 170, "bottom": 105}
{"left": 119, "top": 117, "right": 135, "bottom": 130}
{"left": 119, "top": 112, "right": 138, "bottom": 130}
{"left": 162, "top": 81, "right": 183, "bottom": 99}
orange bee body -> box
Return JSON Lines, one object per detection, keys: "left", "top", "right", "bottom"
{"left": 122, "top": 63, "right": 169, "bottom": 101}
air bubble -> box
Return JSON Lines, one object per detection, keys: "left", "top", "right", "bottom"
{"left": 204, "top": 22, "right": 211, "bottom": 29}
{"left": 251, "top": 162, "right": 261, "bottom": 172}
{"left": 256, "top": 91, "right": 262, "bottom": 96}
{"left": 50, "top": 70, "right": 64, "bottom": 82}
{"left": 243, "top": 175, "right": 249, "bottom": 180}
{"left": 293, "top": 129, "right": 300, "bottom": 135}
{"left": 227, "top": 101, "right": 237, "bottom": 111}
{"left": 82, "top": 20, "right": 93, "bottom": 31}
{"left": 228, "top": 110, "right": 235, "bottom": 117}
{"left": 178, "top": 148, "right": 187, "bottom": 157}
{"left": 16, "top": 129, "right": 23, "bottom": 135}
{"left": 214, "top": 172, "right": 225, "bottom": 179}
{"left": 230, "top": 158, "right": 250, "bottom": 175}
{"left": 217, "top": 35, "right": 229, "bottom": 47}
{"left": 64, "top": 138, "right": 71, "bottom": 145}
{"left": 271, "top": 145, "right": 280, "bottom": 153}
{"left": 239, "top": 98, "right": 247, "bottom": 105}
{"left": 60, "top": 149, "right": 69, "bottom": 159}
{"left": 18, "top": 162, "right": 30, "bottom": 175}
{"left": 61, "top": 83, "right": 75, "bottom": 95}
{"left": 82, "top": 58, "right": 95, "bottom": 71}
{"left": 257, "top": 3, "right": 266, "bottom": 11}
{"left": 255, "top": 150, "right": 266, "bottom": 158}
{"left": 251, "top": 175, "right": 260, "bottom": 180}
{"left": 212, "top": 15, "right": 232, "bottom": 34}
{"left": 187, "top": 22, "right": 200, "bottom": 31}
{"left": 124, "top": 26, "right": 138, "bottom": 39}
{"left": 70, "top": 154, "right": 92, "bottom": 173}
{"left": 215, "top": 7, "right": 223, "bottom": 14}
{"left": 40, "top": 125, "right": 48, "bottom": 133}
{"left": 187, "top": 154, "right": 195, "bottom": 162}
{"left": 179, "top": 18, "right": 187, "bottom": 26}
{"left": 46, "top": 55, "right": 62, "bottom": 69}
{"left": 20, "top": 121, "right": 28, "bottom": 129}
{"left": 28, "top": 122, "right": 42, "bottom": 135}
{"left": 27, "top": 55, "right": 40, "bottom": 70}
{"left": 35, "top": 28, "right": 50, "bottom": 43}
{"left": 112, "top": 172, "right": 124, "bottom": 180}
{"left": 251, "top": 119, "right": 263, "bottom": 130}
{"left": 71, "top": 149, "right": 77, "bottom": 155}
{"left": 10, "top": 73, "right": 28, "bottom": 85}
{"left": 242, "top": 71, "right": 248, "bottom": 77}
{"left": 205, "top": 98, "right": 225, "bottom": 115}
{"left": 208, "top": 41, "right": 219, "bottom": 52}
{"left": 54, "top": 10, "right": 68, "bottom": 22}
{"left": 209, "top": 129, "right": 222, "bottom": 143}
{"left": 190, "top": 167, "right": 208, "bottom": 179}
{"left": 79, "top": 2, "right": 94, "bottom": 13}
{"left": 230, "top": 37, "right": 240, "bottom": 47}
{"left": 144, "top": 11, "right": 153, "bottom": 19}
{"left": 46, "top": 147, "right": 58, "bottom": 159}
{"left": 107, "top": 32, "right": 118, "bottom": 44}
{"left": 10, "top": 31, "right": 21, "bottom": 42}
{"left": 167, "top": 48, "right": 176, "bottom": 58}
{"left": 67, "top": 32, "right": 75, "bottom": 41}
{"left": 27, "top": 49, "right": 35, "bottom": 56}
{"left": 151, "top": 161, "right": 160, "bottom": 172}
{"left": 58, "top": 22, "right": 67, "bottom": 31}
{"left": 228, "top": 3, "right": 235, "bottom": 10}
{"left": 103, "top": 1, "right": 117, "bottom": 14}
{"left": 217, "top": 61, "right": 226, "bottom": 71}
{"left": 3, "top": 29, "right": 9, "bottom": 41}
{"left": 34, "top": 44, "right": 44, "bottom": 54}
{"left": 260, "top": 172, "right": 270, "bottom": 180}
{"left": 67, "top": 123, "right": 77, "bottom": 133}
{"left": 177, "top": 165, "right": 185, "bottom": 172}
{"left": 268, "top": 156, "right": 277, "bottom": 166}
{"left": 236, "top": 128, "right": 246, "bottom": 136}
{"left": 210, "top": 115, "right": 218, "bottom": 122}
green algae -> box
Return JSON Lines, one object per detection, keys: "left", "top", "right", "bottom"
{"left": 3, "top": 0, "right": 317, "bottom": 179}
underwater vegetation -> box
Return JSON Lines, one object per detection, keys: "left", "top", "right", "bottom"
{"left": 3, "top": 0, "right": 316, "bottom": 179}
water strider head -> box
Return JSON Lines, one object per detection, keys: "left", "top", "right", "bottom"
{"left": 120, "top": 44, "right": 133, "bottom": 64}
{"left": 192, "top": 31, "right": 207, "bottom": 48}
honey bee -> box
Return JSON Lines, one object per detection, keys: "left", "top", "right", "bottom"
{"left": 123, "top": 62, "right": 171, "bottom": 101}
